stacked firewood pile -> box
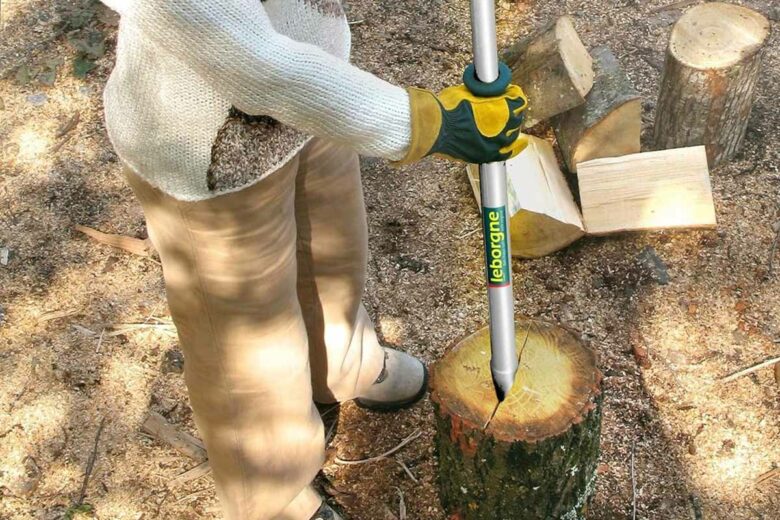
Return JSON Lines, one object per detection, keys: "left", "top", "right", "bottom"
{"left": 467, "top": 3, "right": 771, "bottom": 258}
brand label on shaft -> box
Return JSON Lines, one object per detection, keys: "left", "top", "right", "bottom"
{"left": 483, "top": 206, "right": 510, "bottom": 287}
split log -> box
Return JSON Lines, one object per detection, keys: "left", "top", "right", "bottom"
{"left": 502, "top": 16, "right": 594, "bottom": 127}
{"left": 431, "top": 318, "right": 602, "bottom": 520}
{"left": 553, "top": 46, "right": 642, "bottom": 173}
{"left": 653, "top": 3, "right": 770, "bottom": 167}
{"left": 467, "top": 136, "right": 584, "bottom": 258}
{"left": 578, "top": 146, "right": 717, "bottom": 234}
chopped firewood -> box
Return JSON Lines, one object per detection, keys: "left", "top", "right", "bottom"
{"left": 553, "top": 46, "right": 641, "bottom": 173}
{"left": 502, "top": 15, "right": 594, "bottom": 127}
{"left": 74, "top": 224, "right": 154, "bottom": 257}
{"left": 467, "top": 135, "right": 584, "bottom": 258}
{"left": 654, "top": 3, "right": 770, "bottom": 167}
{"left": 141, "top": 412, "right": 207, "bottom": 463}
{"left": 578, "top": 146, "right": 717, "bottom": 235}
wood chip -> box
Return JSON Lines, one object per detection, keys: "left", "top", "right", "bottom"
{"left": 74, "top": 224, "right": 154, "bottom": 257}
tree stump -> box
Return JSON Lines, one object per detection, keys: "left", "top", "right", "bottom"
{"left": 553, "top": 47, "right": 642, "bottom": 173}
{"left": 431, "top": 318, "right": 602, "bottom": 520}
{"left": 653, "top": 3, "right": 770, "bottom": 167}
{"left": 502, "top": 16, "right": 594, "bottom": 128}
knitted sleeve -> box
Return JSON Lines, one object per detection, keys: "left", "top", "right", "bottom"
{"left": 123, "top": 0, "right": 412, "bottom": 160}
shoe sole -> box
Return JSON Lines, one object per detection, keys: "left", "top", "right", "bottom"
{"left": 354, "top": 363, "right": 429, "bottom": 412}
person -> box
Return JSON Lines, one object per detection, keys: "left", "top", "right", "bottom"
{"left": 98, "top": 1, "right": 527, "bottom": 519}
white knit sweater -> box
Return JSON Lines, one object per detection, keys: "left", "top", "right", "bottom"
{"left": 100, "top": 0, "right": 412, "bottom": 200}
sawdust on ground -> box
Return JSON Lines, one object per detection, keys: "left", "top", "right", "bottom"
{"left": 1, "top": 1, "right": 778, "bottom": 519}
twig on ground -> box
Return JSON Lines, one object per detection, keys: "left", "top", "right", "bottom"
{"left": 169, "top": 461, "right": 212, "bottom": 489}
{"left": 319, "top": 404, "right": 339, "bottom": 419}
{"left": 756, "top": 467, "right": 779, "bottom": 486}
{"left": 55, "top": 112, "right": 80, "bottom": 138}
{"left": 77, "top": 417, "right": 106, "bottom": 505}
{"left": 630, "top": 439, "right": 637, "bottom": 520}
{"left": 176, "top": 485, "right": 215, "bottom": 503}
{"left": 768, "top": 221, "right": 780, "bottom": 275}
{"left": 325, "top": 420, "right": 338, "bottom": 446}
{"left": 40, "top": 307, "right": 79, "bottom": 322}
{"left": 141, "top": 412, "right": 208, "bottom": 462}
{"left": 106, "top": 322, "right": 176, "bottom": 336}
{"left": 721, "top": 356, "right": 780, "bottom": 383}
{"left": 394, "top": 457, "right": 418, "bottom": 483}
{"left": 348, "top": 19, "right": 364, "bottom": 25}
{"left": 71, "top": 324, "right": 96, "bottom": 336}
{"left": 74, "top": 224, "right": 154, "bottom": 257}
{"left": 154, "top": 489, "right": 171, "bottom": 517}
{"left": 648, "top": 0, "right": 698, "bottom": 13}
{"left": 334, "top": 429, "right": 421, "bottom": 465}
{"left": 396, "top": 487, "right": 407, "bottom": 520}
{"left": 95, "top": 328, "right": 105, "bottom": 353}
{"left": 458, "top": 227, "right": 481, "bottom": 239}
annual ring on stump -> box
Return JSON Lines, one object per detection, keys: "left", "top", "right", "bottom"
{"left": 669, "top": 3, "right": 769, "bottom": 70}
{"left": 431, "top": 318, "right": 602, "bottom": 520}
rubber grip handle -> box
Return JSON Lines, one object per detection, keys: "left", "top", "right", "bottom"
{"left": 463, "top": 62, "right": 512, "bottom": 97}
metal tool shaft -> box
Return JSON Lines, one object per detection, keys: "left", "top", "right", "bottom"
{"left": 470, "top": 0, "right": 518, "bottom": 401}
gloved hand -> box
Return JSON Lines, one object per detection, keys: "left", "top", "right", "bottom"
{"left": 397, "top": 73, "right": 528, "bottom": 165}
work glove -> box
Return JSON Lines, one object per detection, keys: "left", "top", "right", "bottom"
{"left": 398, "top": 64, "right": 528, "bottom": 165}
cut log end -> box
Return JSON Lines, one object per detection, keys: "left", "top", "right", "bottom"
{"left": 431, "top": 318, "right": 600, "bottom": 443}
{"left": 669, "top": 3, "right": 770, "bottom": 69}
{"left": 503, "top": 15, "right": 594, "bottom": 127}
{"left": 508, "top": 210, "right": 585, "bottom": 259}
{"left": 554, "top": 46, "right": 642, "bottom": 173}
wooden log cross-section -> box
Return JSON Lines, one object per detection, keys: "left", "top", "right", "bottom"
{"left": 654, "top": 2, "right": 770, "bottom": 167}
{"left": 431, "top": 318, "right": 602, "bottom": 520}
{"left": 554, "top": 46, "right": 642, "bottom": 173}
{"left": 502, "top": 15, "right": 594, "bottom": 127}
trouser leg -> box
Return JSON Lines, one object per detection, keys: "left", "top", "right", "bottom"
{"left": 294, "top": 139, "right": 385, "bottom": 404}
{"left": 125, "top": 162, "right": 323, "bottom": 520}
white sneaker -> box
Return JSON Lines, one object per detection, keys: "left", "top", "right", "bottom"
{"left": 355, "top": 348, "right": 428, "bottom": 411}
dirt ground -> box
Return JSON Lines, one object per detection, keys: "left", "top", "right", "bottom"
{"left": 1, "top": 0, "right": 779, "bottom": 519}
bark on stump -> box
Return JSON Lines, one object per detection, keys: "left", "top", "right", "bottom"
{"left": 431, "top": 318, "right": 602, "bottom": 520}
{"left": 553, "top": 46, "right": 642, "bottom": 173}
{"left": 653, "top": 2, "right": 770, "bottom": 167}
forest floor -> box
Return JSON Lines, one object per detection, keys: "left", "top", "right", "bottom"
{"left": 1, "top": 1, "right": 779, "bottom": 519}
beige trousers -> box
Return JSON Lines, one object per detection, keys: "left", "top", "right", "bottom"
{"left": 125, "top": 138, "right": 386, "bottom": 520}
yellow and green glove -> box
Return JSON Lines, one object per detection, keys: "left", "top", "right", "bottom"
{"left": 398, "top": 66, "right": 528, "bottom": 165}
